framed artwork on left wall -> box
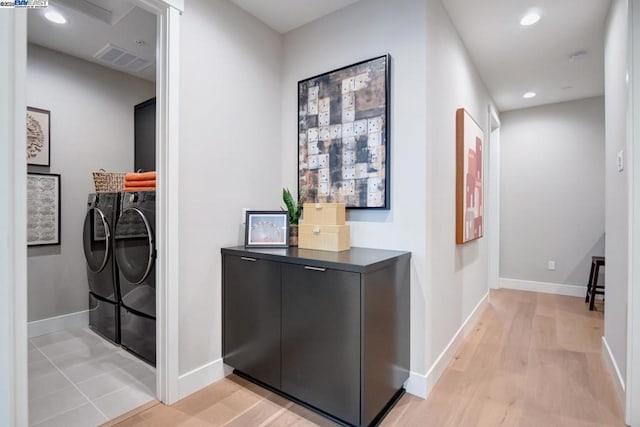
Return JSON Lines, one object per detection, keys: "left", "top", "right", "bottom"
{"left": 27, "top": 106, "right": 51, "bottom": 166}
{"left": 27, "top": 172, "right": 61, "bottom": 246}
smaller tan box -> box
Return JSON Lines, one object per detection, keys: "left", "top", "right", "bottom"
{"left": 302, "top": 203, "right": 346, "bottom": 225}
{"left": 298, "top": 224, "right": 350, "bottom": 252}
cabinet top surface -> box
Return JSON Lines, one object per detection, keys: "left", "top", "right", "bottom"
{"left": 221, "top": 246, "right": 410, "bottom": 273}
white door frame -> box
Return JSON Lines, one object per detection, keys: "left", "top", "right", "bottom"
{"left": 627, "top": 1, "right": 640, "bottom": 424}
{"left": 135, "top": 0, "right": 183, "bottom": 405}
{"left": 0, "top": 10, "right": 28, "bottom": 427}
{"left": 487, "top": 105, "right": 501, "bottom": 290}
{"left": 0, "top": 0, "right": 183, "bottom": 423}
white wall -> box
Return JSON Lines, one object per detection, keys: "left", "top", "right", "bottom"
{"left": 178, "top": 0, "right": 283, "bottom": 375}
{"left": 604, "top": 0, "right": 629, "bottom": 383}
{"left": 282, "top": 0, "right": 496, "bottom": 391}
{"left": 500, "top": 97, "right": 605, "bottom": 286}
{"left": 281, "top": 0, "right": 429, "bottom": 377}
{"left": 425, "top": 0, "right": 495, "bottom": 371}
{"left": 26, "top": 44, "right": 155, "bottom": 322}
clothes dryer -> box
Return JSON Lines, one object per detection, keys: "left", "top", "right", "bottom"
{"left": 114, "top": 191, "right": 156, "bottom": 365}
{"left": 83, "top": 192, "right": 120, "bottom": 344}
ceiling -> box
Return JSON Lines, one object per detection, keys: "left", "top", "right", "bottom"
{"left": 28, "top": 0, "right": 156, "bottom": 82}
{"left": 26, "top": 0, "right": 611, "bottom": 111}
{"left": 442, "top": 0, "right": 612, "bottom": 111}
{"left": 230, "top": 0, "right": 610, "bottom": 111}
{"left": 229, "top": 0, "right": 360, "bottom": 33}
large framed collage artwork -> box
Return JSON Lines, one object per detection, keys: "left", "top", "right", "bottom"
{"left": 298, "top": 55, "right": 390, "bottom": 209}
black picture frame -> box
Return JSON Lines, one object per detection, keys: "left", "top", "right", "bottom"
{"left": 297, "top": 54, "right": 391, "bottom": 209}
{"left": 27, "top": 172, "right": 61, "bottom": 246}
{"left": 244, "top": 211, "right": 289, "bottom": 248}
{"left": 27, "top": 106, "right": 51, "bottom": 167}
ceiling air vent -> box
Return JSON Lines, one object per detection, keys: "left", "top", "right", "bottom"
{"left": 94, "top": 44, "right": 151, "bottom": 72}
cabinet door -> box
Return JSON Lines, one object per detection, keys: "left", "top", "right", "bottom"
{"left": 223, "top": 255, "right": 281, "bottom": 388}
{"left": 134, "top": 98, "right": 156, "bottom": 173}
{"left": 281, "top": 264, "right": 361, "bottom": 426}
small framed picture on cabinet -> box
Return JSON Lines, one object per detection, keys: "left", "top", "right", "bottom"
{"left": 245, "top": 211, "right": 289, "bottom": 248}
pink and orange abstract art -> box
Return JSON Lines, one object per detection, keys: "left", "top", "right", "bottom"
{"left": 456, "top": 108, "right": 484, "bottom": 244}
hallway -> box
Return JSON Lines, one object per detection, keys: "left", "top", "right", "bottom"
{"left": 105, "top": 289, "right": 624, "bottom": 426}
{"left": 384, "top": 289, "right": 623, "bottom": 426}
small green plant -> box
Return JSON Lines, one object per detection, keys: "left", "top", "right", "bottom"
{"left": 282, "top": 187, "right": 305, "bottom": 225}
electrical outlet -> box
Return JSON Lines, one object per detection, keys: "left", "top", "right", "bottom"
{"left": 241, "top": 208, "right": 250, "bottom": 224}
{"left": 547, "top": 260, "right": 556, "bottom": 271}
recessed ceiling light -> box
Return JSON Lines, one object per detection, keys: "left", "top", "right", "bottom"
{"left": 523, "top": 91, "right": 537, "bottom": 99}
{"left": 45, "top": 10, "right": 67, "bottom": 24}
{"left": 520, "top": 13, "right": 540, "bottom": 26}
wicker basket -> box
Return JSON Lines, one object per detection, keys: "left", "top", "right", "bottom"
{"left": 92, "top": 169, "right": 126, "bottom": 192}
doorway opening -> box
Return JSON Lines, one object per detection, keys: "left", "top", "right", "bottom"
{"left": 26, "top": 3, "right": 158, "bottom": 422}
{"left": 1, "top": 0, "right": 182, "bottom": 424}
{"left": 487, "top": 105, "right": 501, "bottom": 291}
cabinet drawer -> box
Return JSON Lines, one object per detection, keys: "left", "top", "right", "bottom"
{"left": 223, "top": 255, "right": 281, "bottom": 389}
{"left": 281, "top": 263, "right": 361, "bottom": 426}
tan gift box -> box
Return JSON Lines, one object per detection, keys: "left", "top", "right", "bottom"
{"left": 301, "top": 203, "right": 346, "bottom": 225}
{"left": 298, "top": 224, "right": 350, "bottom": 252}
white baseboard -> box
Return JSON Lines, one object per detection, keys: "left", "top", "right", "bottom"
{"left": 223, "top": 363, "right": 234, "bottom": 376}
{"left": 177, "top": 358, "right": 225, "bottom": 401}
{"left": 405, "top": 292, "right": 489, "bottom": 399}
{"left": 405, "top": 371, "right": 427, "bottom": 398}
{"left": 28, "top": 310, "right": 89, "bottom": 338}
{"left": 602, "top": 336, "right": 626, "bottom": 406}
{"left": 499, "top": 277, "right": 586, "bottom": 297}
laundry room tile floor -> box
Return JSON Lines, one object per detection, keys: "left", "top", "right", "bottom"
{"left": 28, "top": 328, "right": 156, "bottom": 427}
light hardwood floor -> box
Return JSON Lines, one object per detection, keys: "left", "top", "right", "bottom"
{"left": 104, "top": 289, "right": 625, "bottom": 427}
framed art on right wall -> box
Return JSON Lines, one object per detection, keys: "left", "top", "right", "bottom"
{"left": 456, "top": 108, "right": 484, "bottom": 244}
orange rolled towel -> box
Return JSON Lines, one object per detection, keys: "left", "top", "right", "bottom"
{"left": 123, "top": 180, "right": 156, "bottom": 188}
{"left": 123, "top": 187, "right": 156, "bottom": 192}
{"left": 125, "top": 171, "right": 156, "bottom": 181}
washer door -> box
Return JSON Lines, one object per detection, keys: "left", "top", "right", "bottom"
{"left": 114, "top": 207, "right": 155, "bottom": 285}
{"left": 82, "top": 207, "right": 111, "bottom": 274}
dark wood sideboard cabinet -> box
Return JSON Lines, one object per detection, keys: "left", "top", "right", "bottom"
{"left": 221, "top": 246, "right": 411, "bottom": 427}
